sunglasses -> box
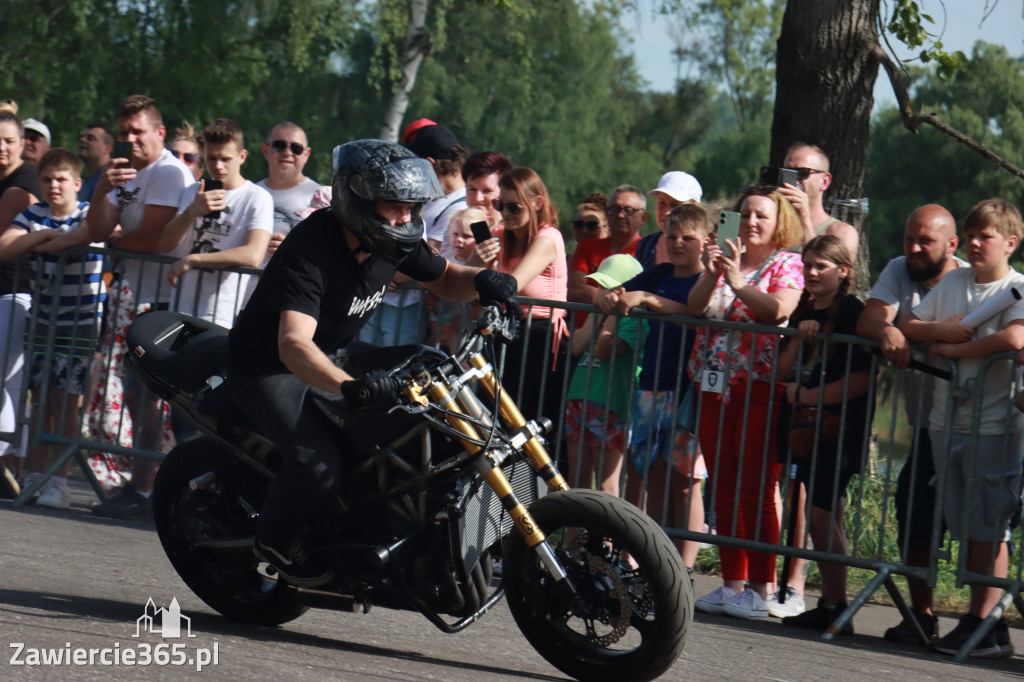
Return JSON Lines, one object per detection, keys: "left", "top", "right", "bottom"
{"left": 572, "top": 219, "right": 602, "bottom": 232}
{"left": 794, "top": 167, "right": 827, "bottom": 180}
{"left": 169, "top": 149, "right": 199, "bottom": 163}
{"left": 739, "top": 185, "right": 778, "bottom": 196}
{"left": 269, "top": 140, "right": 306, "bottom": 155}
{"left": 606, "top": 205, "right": 643, "bottom": 217}
{"left": 492, "top": 199, "right": 525, "bottom": 215}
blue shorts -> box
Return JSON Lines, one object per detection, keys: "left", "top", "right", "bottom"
{"left": 630, "top": 389, "right": 707, "bottom": 478}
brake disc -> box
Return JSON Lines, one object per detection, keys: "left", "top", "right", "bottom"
{"left": 558, "top": 532, "right": 632, "bottom": 647}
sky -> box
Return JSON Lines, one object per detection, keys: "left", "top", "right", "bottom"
{"left": 628, "top": 0, "right": 1024, "bottom": 107}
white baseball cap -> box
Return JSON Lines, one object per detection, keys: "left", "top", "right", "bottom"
{"left": 22, "top": 118, "right": 51, "bottom": 144}
{"left": 648, "top": 171, "right": 702, "bottom": 203}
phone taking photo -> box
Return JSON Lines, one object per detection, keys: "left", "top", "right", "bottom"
{"left": 203, "top": 179, "right": 223, "bottom": 220}
{"left": 470, "top": 220, "right": 492, "bottom": 244}
{"left": 113, "top": 140, "right": 133, "bottom": 169}
{"left": 718, "top": 211, "right": 741, "bottom": 255}
{"left": 759, "top": 165, "right": 802, "bottom": 190}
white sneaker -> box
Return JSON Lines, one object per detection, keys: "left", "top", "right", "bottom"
{"left": 20, "top": 472, "right": 42, "bottom": 503}
{"left": 722, "top": 588, "right": 770, "bottom": 620}
{"left": 36, "top": 480, "right": 70, "bottom": 509}
{"left": 694, "top": 585, "right": 737, "bottom": 614}
{"left": 767, "top": 585, "right": 806, "bottom": 618}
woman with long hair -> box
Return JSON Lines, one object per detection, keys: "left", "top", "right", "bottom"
{"left": 777, "top": 234, "right": 872, "bottom": 634}
{"left": 687, "top": 185, "right": 804, "bottom": 620}
{"left": 472, "top": 166, "right": 568, "bottom": 423}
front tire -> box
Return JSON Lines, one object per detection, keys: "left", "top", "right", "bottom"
{"left": 152, "top": 437, "right": 307, "bottom": 626}
{"left": 503, "top": 490, "right": 691, "bottom": 682}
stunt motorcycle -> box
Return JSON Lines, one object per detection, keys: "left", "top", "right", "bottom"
{"left": 126, "top": 305, "right": 692, "bottom": 681}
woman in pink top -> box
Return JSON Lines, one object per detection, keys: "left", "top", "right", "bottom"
{"left": 472, "top": 166, "right": 568, "bottom": 423}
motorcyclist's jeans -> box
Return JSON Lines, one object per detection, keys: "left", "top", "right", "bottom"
{"left": 230, "top": 370, "right": 343, "bottom": 549}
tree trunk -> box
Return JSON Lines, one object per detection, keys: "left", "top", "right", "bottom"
{"left": 379, "top": 0, "right": 430, "bottom": 142}
{"left": 770, "top": 0, "right": 881, "bottom": 273}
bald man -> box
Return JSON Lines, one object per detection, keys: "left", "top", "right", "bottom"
{"left": 856, "top": 204, "right": 964, "bottom": 645}
{"left": 778, "top": 143, "right": 860, "bottom": 258}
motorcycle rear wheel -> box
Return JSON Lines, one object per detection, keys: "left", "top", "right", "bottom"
{"left": 152, "top": 437, "right": 308, "bottom": 626}
{"left": 503, "top": 490, "right": 691, "bottom": 682}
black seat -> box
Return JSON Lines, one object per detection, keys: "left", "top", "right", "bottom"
{"left": 126, "top": 311, "right": 231, "bottom": 399}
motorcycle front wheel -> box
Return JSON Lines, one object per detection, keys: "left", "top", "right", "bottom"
{"left": 152, "top": 437, "right": 308, "bottom": 626}
{"left": 503, "top": 490, "right": 691, "bottom": 682}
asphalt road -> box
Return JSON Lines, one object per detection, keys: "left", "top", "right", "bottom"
{"left": 2, "top": 477, "right": 1022, "bottom": 681}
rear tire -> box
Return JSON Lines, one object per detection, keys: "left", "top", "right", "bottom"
{"left": 503, "top": 490, "right": 691, "bottom": 682}
{"left": 152, "top": 437, "right": 308, "bottom": 626}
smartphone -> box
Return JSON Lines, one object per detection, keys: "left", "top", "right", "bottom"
{"left": 470, "top": 220, "right": 492, "bottom": 244}
{"left": 759, "top": 165, "right": 801, "bottom": 189}
{"left": 203, "top": 179, "right": 223, "bottom": 220}
{"left": 113, "top": 140, "right": 133, "bottom": 169}
{"left": 718, "top": 211, "right": 741, "bottom": 254}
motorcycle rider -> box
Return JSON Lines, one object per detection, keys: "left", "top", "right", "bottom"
{"left": 228, "top": 139, "right": 519, "bottom": 586}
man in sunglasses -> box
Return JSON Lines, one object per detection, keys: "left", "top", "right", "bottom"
{"left": 258, "top": 121, "right": 321, "bottom": 247}
{"left": 77, "top": 123, "right": 112, "bottom": 202}
{"left": 568, "top": 185, "right": 648, "bottom": 310}
{"left": 779, "top": 143, "right": 859, "bottom": 258}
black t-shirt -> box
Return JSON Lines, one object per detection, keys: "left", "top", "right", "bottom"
{"left": 0, "top": 163, "right": 40, "bottom": 296}
{"left": 790, "top": 294, "right": 874, "bottom": 446}
{"left": 229, "top": 207, "right": 447, "bottom": 373}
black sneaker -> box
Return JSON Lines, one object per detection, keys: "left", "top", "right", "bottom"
{"left": 931, "top": 614, "right": 1015, "bottom": 658}
{"left": 253, "top": 538, "right": 334, "bottom": 588}
{"left": 91, "top": 485, "right": 152, "bottom": 521}
{"left": 782, "top": 599, "right": 854, "bottom": 636}
{"left": 884, "top": 607, "right": 938, "bottom": 643}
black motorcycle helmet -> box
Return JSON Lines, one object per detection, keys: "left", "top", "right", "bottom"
{"left": 331, "top": 139, "right": 444, "bottom": 264}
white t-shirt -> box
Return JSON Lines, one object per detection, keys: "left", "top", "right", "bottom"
{"left": 868, "top": 254, "right": 967, "bottom": 426}
{"left": 256, "top": 176, "right": 321, "bottom": 241}
{"left": 108, "top": 148, "right": 196, "bottom": 303}
{"left": 912, "top": 266, "right": 1024, "bottom": 434}
{"left": 173, "top": 180, "right": 273, "bottom": 327}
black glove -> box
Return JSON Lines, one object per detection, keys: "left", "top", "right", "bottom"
{"left": 474, "top": 269, "right": 524, "bottom": 320}
{"left": 341, "top": 370, "right": 403, "bottom": 408}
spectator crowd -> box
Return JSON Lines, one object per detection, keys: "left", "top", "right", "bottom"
{"left": 0, "top": 95, "right": 1022, "bottom": 660}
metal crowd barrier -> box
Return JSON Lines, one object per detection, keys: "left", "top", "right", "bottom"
{"left": 6, "top": 250, "right": 1024, "bottom": 658}
{"left": 512, "top": 296, "right": 1024, "bottom": 655}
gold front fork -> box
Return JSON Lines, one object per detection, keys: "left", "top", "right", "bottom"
{"left": 426, "top": 379, "right": 546, "bottom": 547}
{"left": 468, "top": 353, "right": 569, "bottom": 493}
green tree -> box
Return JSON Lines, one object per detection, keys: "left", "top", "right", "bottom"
{"left": 868, "top": 41, "right": 1024, "bottom": 269}
{"left": 407, "top": 0, "right": 660, "bottom": 234}
{"left": 664, "top": 0, "right": 785, "bottom": 131}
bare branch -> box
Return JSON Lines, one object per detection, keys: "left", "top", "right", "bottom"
{"left": 874, "top": 45, "right": 1024, "bottom": 181}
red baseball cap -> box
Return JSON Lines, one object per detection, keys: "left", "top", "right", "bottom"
{"left": 402, "top": 118, "right": 437, "bottom": 144}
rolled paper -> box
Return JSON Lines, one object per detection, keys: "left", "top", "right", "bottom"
{"left": 960, "top": 287, "right": 1022, "bottom": 328}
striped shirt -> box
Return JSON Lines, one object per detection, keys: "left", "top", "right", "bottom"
{"left": 12, "top": 201, "right": 106, "bottom": 327}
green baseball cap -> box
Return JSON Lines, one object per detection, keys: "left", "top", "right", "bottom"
{"left": 586, "top": 254, "right": 644, "bottom": 290}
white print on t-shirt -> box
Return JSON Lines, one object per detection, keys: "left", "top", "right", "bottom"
{"left": 190, "top": 210, "right": 236, "bottom": 254}
{"left": 349, "top": 285, "right": 387, "bottom": 317}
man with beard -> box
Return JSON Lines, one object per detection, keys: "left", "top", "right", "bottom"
{"left": 856, "top": 204, "right": 964, "bottom": 644}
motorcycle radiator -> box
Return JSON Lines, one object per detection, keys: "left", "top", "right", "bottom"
{"left": 455, "top": 461, "right": 542, "bottom": 576}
